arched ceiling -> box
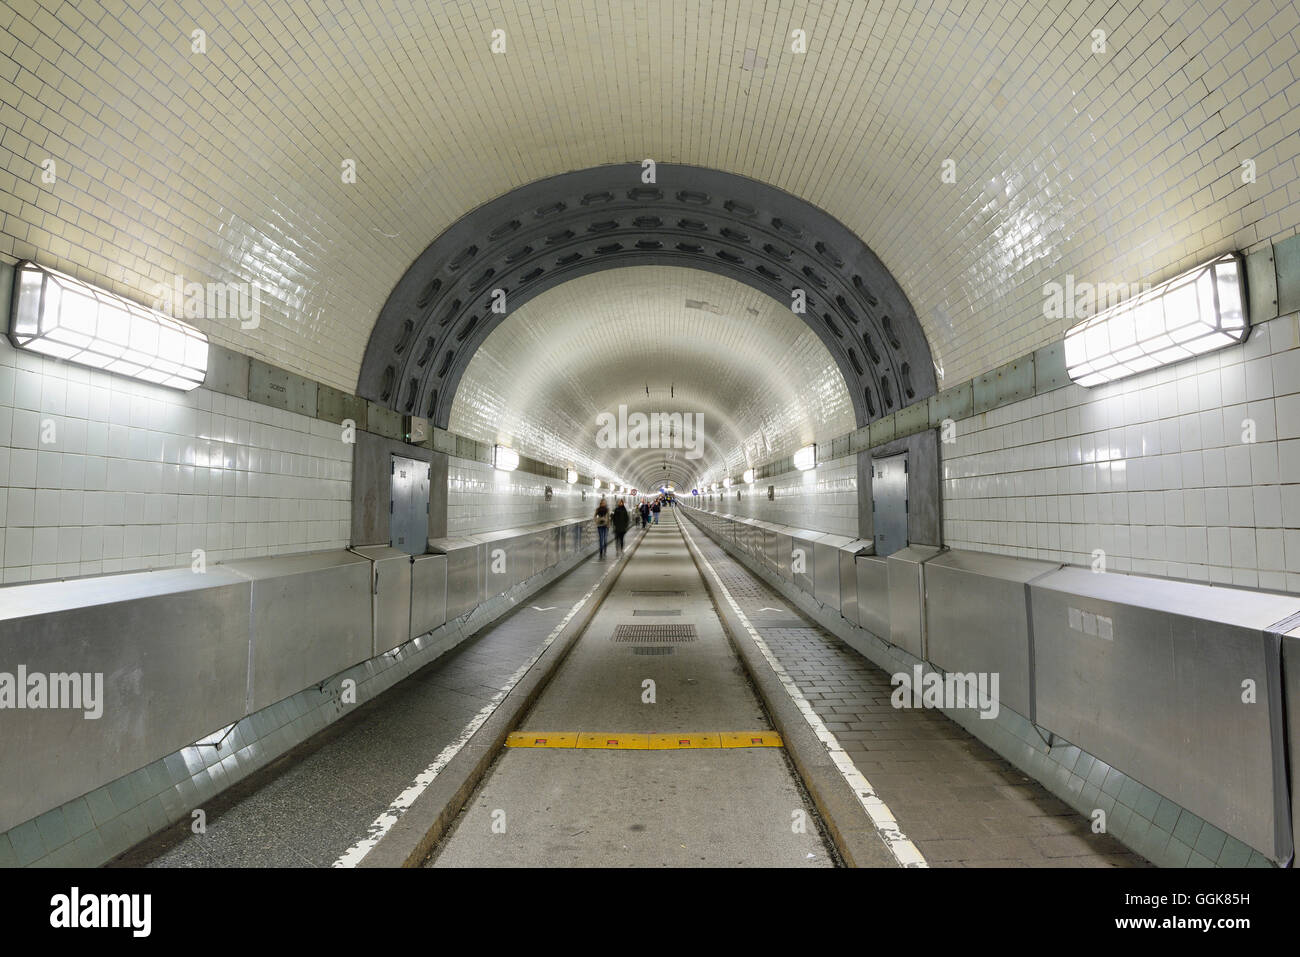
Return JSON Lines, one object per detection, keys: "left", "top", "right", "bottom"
{"left": 1, "top": 1, "right": 1297, "bottom": 397}
{"left": 449, "top": 266, "right": 855, "bottom": 491}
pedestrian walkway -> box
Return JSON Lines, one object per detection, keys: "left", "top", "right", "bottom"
{"left": 428, "top": 512, "right": 833, "bottom": 868}
{"left": 680, "top": 518, "right": 1147, "bottom": 868}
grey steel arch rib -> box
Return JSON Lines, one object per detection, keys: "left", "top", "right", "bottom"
{"left": 359, "top": 163, "right": 936, "bottom": 430}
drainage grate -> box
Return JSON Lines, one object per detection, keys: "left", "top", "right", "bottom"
{"left": 633, "top": 609, "right": 682, "bottom": 616}
{"left": 612, "top": 623, "right": 698, "bottom": 642}
{"left": 631, "top": 646, "right": 675, "bottom": 656}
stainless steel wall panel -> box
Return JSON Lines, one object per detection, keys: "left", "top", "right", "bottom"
{"left": 788, "top": 529, "right": 822, "bottom": 595}
{"left": 352, "top": 545, "right": 414, "bottom": 656}
{"left": 923, "top": 549, "right": 1061, "bottom": 719}
{"left": 1284, "top": 624, "right": 1300, "bottom": 863}
{"left": 838, "top": 539, "right": 872, "bottom": 624}
{"left": 0, "top": 568, "right": 252, "bottom": 834}
{"left": 410, "top": 553, "right": 448, "bottom": 637}
{"left": 886, "top": 545, "right": 943, "bottom": 659}
{"left": 223, "top": 551, "right": 373, "bottom": 715}
{"left": 813, "top": 534, "right": 857, "bottom": 610}
{"left": 428, "top": 536, "right": 484, "bottom": 621}
{"left": 856, "top": 555, "right": 890, "bottom": 638}
{"left": 1030, "top": 567, "right": 1299, "bottom": 860}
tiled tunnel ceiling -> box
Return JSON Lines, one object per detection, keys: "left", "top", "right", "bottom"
{"left": 449, "top": 266, "right": 855, "bottom": 491}
{"left": 1, "top": 0, "right": 1297, "bottom": 397}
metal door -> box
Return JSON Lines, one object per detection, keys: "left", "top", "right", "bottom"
{"left": 390, "top": 455, "right": 430, "bottom": 554}
{"left": 871, "top": 452, "right": 908, "bottom": 558}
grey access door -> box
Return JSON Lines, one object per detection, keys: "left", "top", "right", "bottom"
{"left": 871, "top": 452, "right": 908, "bottom": 558}
{"left": 390, "top": 455, "right": 430, "bottom": 555}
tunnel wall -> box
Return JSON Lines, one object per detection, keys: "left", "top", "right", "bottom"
{"left": 942, "top": 313, "right": 1300, "bottom": 592}
{"left": 447, "top": 455, "right": 591, "bottom": 536}
{"left": 0, "top": 335, "right": 353, "bottom": 584}
{"left": 697, "top": 452, "right": 859, "bottom": 538}
{"left": 689, "top": 310, "right": 1300, "bottom": 586}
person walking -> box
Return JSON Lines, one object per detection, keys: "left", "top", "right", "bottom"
{"left": 594, "top": 497, "right": 610, "bottom": 558}
{"left": 640, "top": 499, "right": 650, "bottom": 529}
{"left": 651, "top": 497, "right": 661, "bottom": 524}
{"left": 612, "top": 498, "right": 630, "bottom": 554}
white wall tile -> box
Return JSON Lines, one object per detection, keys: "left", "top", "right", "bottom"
{"left": 0, "top": 339, "right": 351, "bottom": 581}
{"left": 941, "top": 314, "right": 1300, "bottom": 587}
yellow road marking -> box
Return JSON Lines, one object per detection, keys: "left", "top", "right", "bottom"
{"left": 505, "top": 731, "right": 781, "bottom": 750}
{"left": 648, "top": 732, "right": 721, "bottom": 749}
{"left": 505, "top": 732, "right": 580, "bottom": 748}
{"left": 720, "top": 731, "right": 785, "bottom": 748}
{"left": 577, "top": 732, "right": 650, "bottom": 749}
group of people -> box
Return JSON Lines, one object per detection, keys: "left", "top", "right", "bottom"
{"left": 592, "top": 494, "right": 670, "bottom": 558}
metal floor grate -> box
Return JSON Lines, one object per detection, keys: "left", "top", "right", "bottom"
{"left": 612, "top": 623, "right": 698, "bottom": 642}
{"left": 631, "top": 646, "right": 675, "bottom": 656}
{"left": 633, "top": 609, "right": 682, "bottom": 616}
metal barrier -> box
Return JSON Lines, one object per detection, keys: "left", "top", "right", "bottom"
{"left": 0, "top": 514, "right": 596, "bottom": 838}
{"left": 680, "top": 502, "right": 1300, "bottom": 865}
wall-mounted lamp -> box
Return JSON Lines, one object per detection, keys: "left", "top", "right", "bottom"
{"left": 566, "top": 468, "right": 578, "bottom": 484}
{"left": 793, "top": 444, "right": 816, "bottom": 471}
{"left": 8, "top": 261, "right": 208, "bottom": 390}
{"left": 723, "top": 477, "right": 732, "bottom": 489}
{"left": 742, "top": 468, "right": 755, "bottom": 484}
{"left": 1064, "top": 253, "right": 1248, "bottom": 387}
{"left": 493, "top": 445, "right": 519, "bottom": 471}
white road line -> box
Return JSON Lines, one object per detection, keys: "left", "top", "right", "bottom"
{"left": 332, "top": 555, "right": 619, "bottom": 868}
{"left": 678, "top": 520, "right": 928, "bottom": 868}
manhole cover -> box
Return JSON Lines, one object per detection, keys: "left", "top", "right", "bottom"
{"left": 612, "top": 624, "right": 698, "bottom": 642}
{"left": 631, "top": 646, "right": 675, "bottom": 656}
{"left": 633, "top": 609, "right": 682, "bottom": 616}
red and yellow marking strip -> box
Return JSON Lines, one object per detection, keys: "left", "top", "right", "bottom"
{"left": 506, "top": 730, "right": 782, "bottom": 750}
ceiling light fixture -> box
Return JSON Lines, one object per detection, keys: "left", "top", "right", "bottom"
{"left": 1064, "top": 253, "right": 1248, "bottom": 387}
{"left": 493, "top": 445, "right": 519, "bottom": 471}
{"left": 8, "top": 260, "right": 209, "bottom": 391}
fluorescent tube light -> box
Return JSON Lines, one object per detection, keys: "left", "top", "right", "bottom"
{"left": 1064, "top": 253, "right": 1248, "bottom": 387}
{"left": 9, "top": 261, "right": 208, "bottom": 390}
{"left": 493, "top": 445, "right": 519, "bottom": 471}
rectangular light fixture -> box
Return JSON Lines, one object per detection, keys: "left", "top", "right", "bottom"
{"left": 793, "top": 444, "right": 816, "bottom": 471}
{"left": 493, "top": 445, "right": 519, "bottom": 471}
{"left": 8, "top": 260, "right": 208, "bottom": 391}
{"left": 1064, "top": 253, "right": 1248, "bottom": 387}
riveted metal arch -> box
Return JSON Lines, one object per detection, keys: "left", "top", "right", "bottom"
{"left": 359, "top": 163, "right": 936, "bottom": 430}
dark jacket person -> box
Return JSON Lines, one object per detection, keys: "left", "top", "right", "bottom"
{"left": 612, "top": 499, "right": 630, "bottom": 554}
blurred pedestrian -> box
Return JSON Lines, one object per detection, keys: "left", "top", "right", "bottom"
{"left": 612, "top": 498, "right": 630, "bottom": 554}
{"left": 594, "top": 497, "right": 610, "bottom": 558}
